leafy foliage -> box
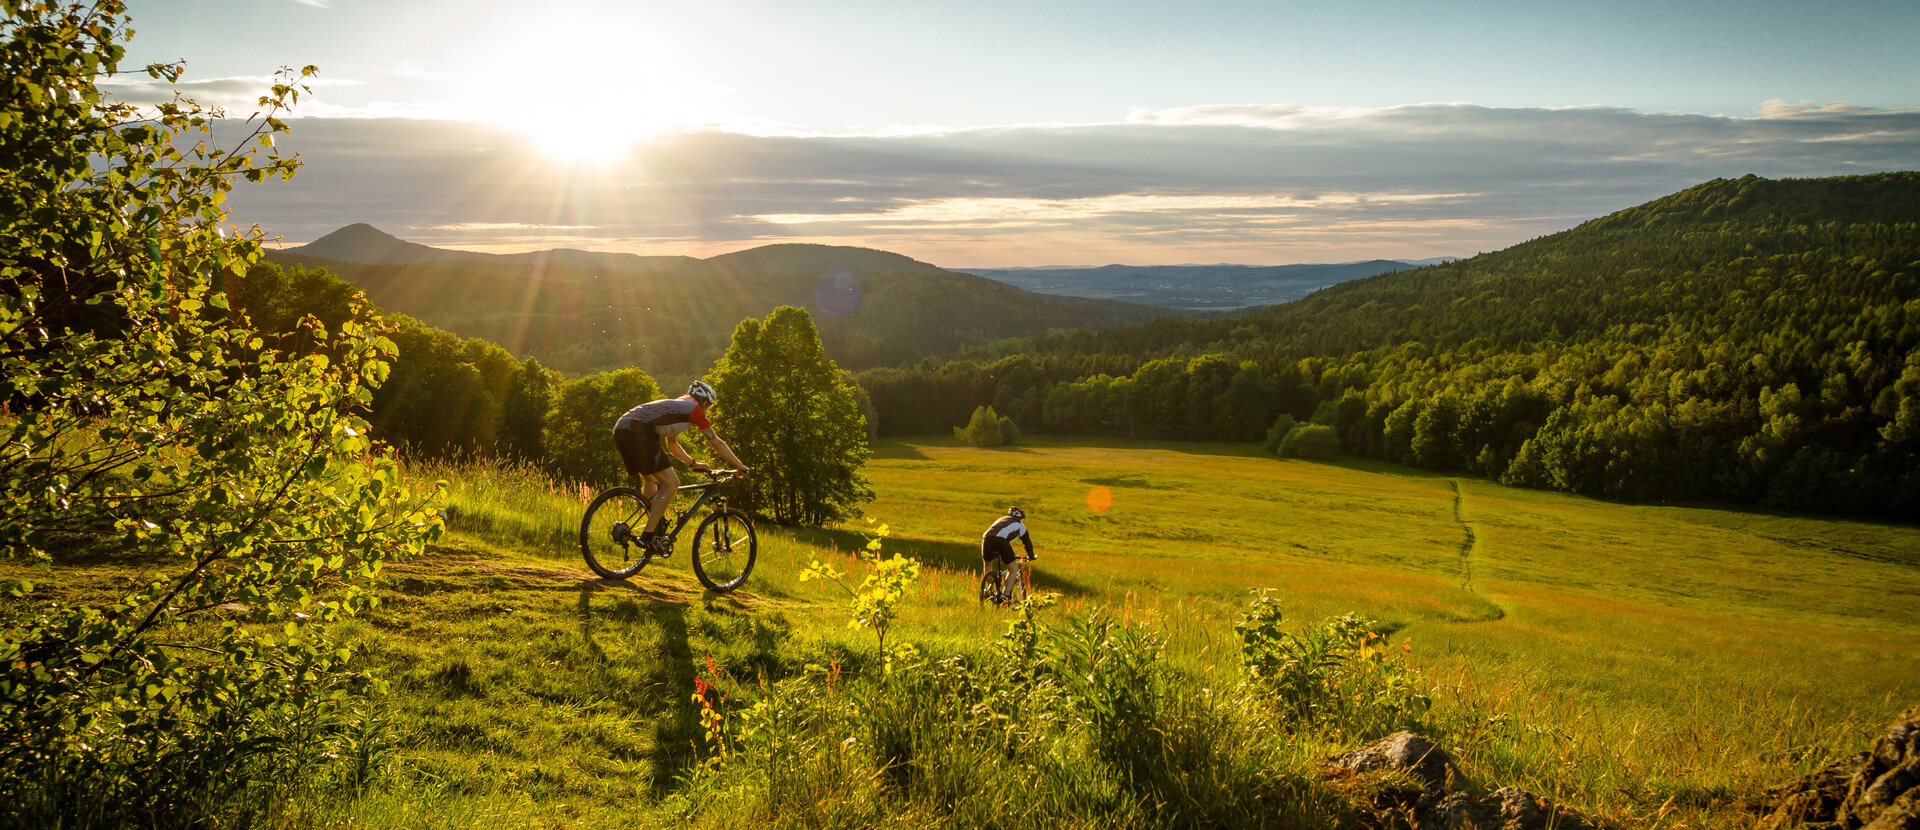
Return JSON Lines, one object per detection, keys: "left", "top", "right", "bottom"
{"left": 711, "top": 306, "right": 873, "bottom": 525}
{"left": 1235, "top": 593, "right": 1431, "bottom": 734}
{"left": 953, "top": 404, "right": 1019, "bottom": 448}
{"left": 0, "top": 2, "right": 439, "bottom": 823}
{"left": 796, "top": 521, "right": 920, "bottom": 667}
{"left": 541, "top": 367, "right": 660, "bottom": 487}
{"left": 1279, "top": 423, "right": 1340, "bottom": 459}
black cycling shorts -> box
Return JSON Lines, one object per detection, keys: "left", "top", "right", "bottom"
{"left": 613, "top": 426, "right": 670, "bottom": 476}
{"left": 981, "top": 535, "right": 1017, "bottom": 565}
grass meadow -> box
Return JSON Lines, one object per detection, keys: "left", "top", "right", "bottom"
{"left": 15, "top": 436, "right": 1914, "bottom": 828}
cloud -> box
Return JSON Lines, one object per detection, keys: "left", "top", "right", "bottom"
{"left": 217, "top": 103, "right": 1920, "bottom": 266}
{"left": 383, "top": 60, "right": 452, "bottom": 82}
{"left": 101, "top": 74, "right": 363, "bottom": 114}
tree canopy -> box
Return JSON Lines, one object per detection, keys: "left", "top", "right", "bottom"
{"left": 711, "top": 306, "right": 873, "bottom": 525}
{"left": 0, "top": 2, "right": 439, "bottom": 822}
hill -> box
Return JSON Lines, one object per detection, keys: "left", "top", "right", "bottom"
{"left": 292, "top": 222, "right": 499, "bottom": 265}
{"left": 270, "top": 228, "right": 1180, "bottom": 375}
{"left": 975, "top": 172, "right": 1920, "bottom": 359}
{"left": 859, "top": 172, "right": 1920, "bottom": 516}
{"left": 955, "top": 259, "right": 1436, "bottom": 310}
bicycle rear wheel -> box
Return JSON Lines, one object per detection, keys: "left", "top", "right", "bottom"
{"left": 581, "top": 487, "right": 651, "bottom": 579}
{"left": 691, "top": 507, "right": 756, "bottom": 592}
{"left": 978, "top": 568, "right": 1004, "bottom": 606}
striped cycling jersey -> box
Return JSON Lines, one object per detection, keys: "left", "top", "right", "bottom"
{"left": 982, "top": 515, "right": 1034, "bottom": 555}
{"left": 615, "top": 395, "right": 711, "bottom": 438}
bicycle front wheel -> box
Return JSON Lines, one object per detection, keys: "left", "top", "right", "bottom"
{"left": 581, "top": 487, "right": 651, "bottom": 579}
{"left": 690, "top": 507, "right": 756, "bottom": 592}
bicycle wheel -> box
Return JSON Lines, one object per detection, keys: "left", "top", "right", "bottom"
{"left": 691, "top": 507, "right": 756, "bottom": 592}
{"left": 978, "top": 568, "right": 1004, "bottom": 606}
{"left": 581, "top": 487, "right": 652, "bottom": 579}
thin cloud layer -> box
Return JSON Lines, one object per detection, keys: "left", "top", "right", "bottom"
{"left": 219, "top": 103, "right": 1920, "bottom": 266}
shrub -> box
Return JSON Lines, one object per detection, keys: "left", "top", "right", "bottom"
{"left": 1265, "top": 413, "right": 1300, "bottom": 454}
{"left": 1280, "top": 423, "right": 1341, "bottom": 459}
{"left": 955, "top": 405, "right": 1017, "bottom": 448}
{"left": 1235, "top": 592, "right": 1431, "bottom": 737}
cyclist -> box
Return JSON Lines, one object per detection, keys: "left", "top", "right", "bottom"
{"left": 612, "top": 380, "right": 749, "bottom": 554}
{"left": 981, "top": 506, "right": 1036, "bottom": 602}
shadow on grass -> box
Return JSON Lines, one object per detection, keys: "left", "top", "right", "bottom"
{"left": 871, "top": 441, "right": 931, "bottom": 460}
{"left": 574, "top": 583, "right": 701, "bottom": 796}
{"left": 783, "top": 525, "right": 1096, "bottom": 598}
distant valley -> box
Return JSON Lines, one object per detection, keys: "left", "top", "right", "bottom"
{"left": 957, "top": 259, "right": 1453, "bottom": 309}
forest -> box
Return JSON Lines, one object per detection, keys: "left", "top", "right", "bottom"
{"left": 859, "top": 174, "right": 1920, "bottom": 517}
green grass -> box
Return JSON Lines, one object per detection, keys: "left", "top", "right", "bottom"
{"left": 12, "top": 437, "right": 1916, "bottom": 827}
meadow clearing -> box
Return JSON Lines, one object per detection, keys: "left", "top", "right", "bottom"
{"left": 17, "top": 437, "right": 1912, "bottom": 827}
{"left": 284, "top": 435, "right": 1914, "bottom": 828}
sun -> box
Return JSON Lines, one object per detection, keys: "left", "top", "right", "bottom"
{"left": 473, "top": 11, "right": 689, "bottom": 166}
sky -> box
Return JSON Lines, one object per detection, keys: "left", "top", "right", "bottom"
{"left": 110, "top": 0, "right": 1920, "bottom": 267}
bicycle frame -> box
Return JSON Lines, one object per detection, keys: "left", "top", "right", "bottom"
{"left": 982, "top": 554, "right": 1035, "bottom": 606}
{"left": 660, "top": 478, "right": 727, "bottom": 540}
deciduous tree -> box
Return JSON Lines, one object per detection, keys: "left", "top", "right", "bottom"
{"left": 712, "top": 306, "right": 872, "bottom": 525}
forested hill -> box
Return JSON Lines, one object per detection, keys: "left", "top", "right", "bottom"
{"left": 862, "top": 172, "right": 1920, "bottom": 516}
{"left": 269, "top": 229, "right": 1179, "bottom": 375}
{"left": 1002, "top": 173, "right": 1920, "bottom": 361}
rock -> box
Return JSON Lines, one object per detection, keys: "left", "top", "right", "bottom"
{"left": 1322, "top": 732, "right": 1458, "bottom": 792}
{"left": 1756, "top": 705, "right": 1920, "bottom": 830}
{"left": 1320, "top": 733, "right": 1589, "bottom": 830}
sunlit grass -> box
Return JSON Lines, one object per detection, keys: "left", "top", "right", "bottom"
{"left": 268, "top": 439, "right": 1920, "bottom": 826}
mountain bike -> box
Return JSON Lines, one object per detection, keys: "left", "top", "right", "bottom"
{"left": 978, "top": 554, "right": 1035, "bottom": 607}
{"left": 580, "top": 469, "right": 756, "bottom": 592}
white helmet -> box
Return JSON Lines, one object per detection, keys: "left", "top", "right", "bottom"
{"left": 1007, "top": 506, "right": 1025, "bottom": 520}
{"left": 687, "top": 380, "right": 717, "bottom": 406}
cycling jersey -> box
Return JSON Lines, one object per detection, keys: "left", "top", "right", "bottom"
{"left": 616, "top": 396, "right": 711, "bottom": 438}
{"left": 981, "top": 515, "right": 1034, "bottom": 563}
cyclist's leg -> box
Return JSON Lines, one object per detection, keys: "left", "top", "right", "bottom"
{"left": 981, "top": 537, "right": 1014, "bottom": 601}
{"left": 623, "top": 430, "right": 674, "bottom": 537}
{"left": 643, "top": 465, "right": 678, "bottom": 534}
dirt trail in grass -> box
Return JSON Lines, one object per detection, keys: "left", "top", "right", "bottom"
{"left": 386, "top": 543, "right": 776, "bottom": 608}
{"left": 1449, "top": 479, "right": 1505, "bottom": 622}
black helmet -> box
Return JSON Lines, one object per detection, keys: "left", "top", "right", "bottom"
{"left": 687, "top": 380, "right": 717, "bottom": 406}
{"left": 1007, "top": 506, "right": 1025, "bottom": 520}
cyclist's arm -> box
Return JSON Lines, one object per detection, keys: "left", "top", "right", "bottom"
{"left": 664, "top": 436, "right": 703, "bottom": 470}
{"left": 1020, "top": 532, "right": 1035, "bottom": 559}
{"left": 701, "top": 427, "right": 749, "bottom": 472}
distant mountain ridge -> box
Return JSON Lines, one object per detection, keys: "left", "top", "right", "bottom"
{"left": 956, "top": 260, "right": 1447, "bottom": 309}
{"left": 270, "top": 226, "right": 1179, "bottom": 375}
{"left": 288, "top": 225, "right": 1443, "bottom": 311}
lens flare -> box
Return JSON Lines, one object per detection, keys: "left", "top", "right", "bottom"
{"left": 815, "top": 271, "right": 862, "bottom": 317}
{"left": 1086, "top": 486, "right": 1113, "bottom": 514}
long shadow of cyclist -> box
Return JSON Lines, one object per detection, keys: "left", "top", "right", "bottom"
{"left": 574, "top": 579, "right": 700, "bottom": 794}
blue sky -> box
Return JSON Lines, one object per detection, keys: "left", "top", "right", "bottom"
{"left": 115, "top": 0, "right": 1920, "bottom": 265}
